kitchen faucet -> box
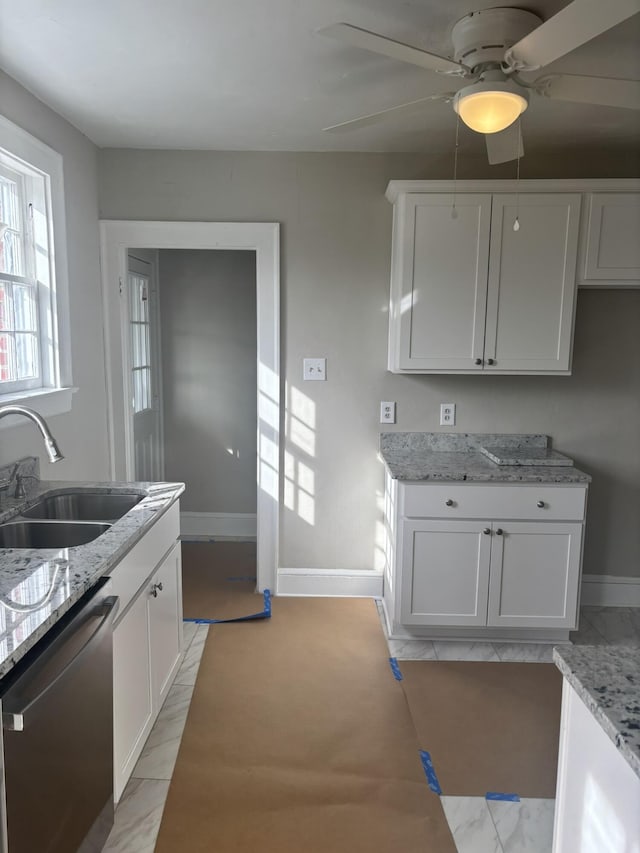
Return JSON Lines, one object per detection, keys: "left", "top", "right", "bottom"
{"left": 0, "top": 405, "right": 64, "bottom": 499}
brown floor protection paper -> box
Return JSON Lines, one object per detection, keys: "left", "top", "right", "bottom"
{"left": 156, "top": 593, "right": 456, "bottom": 853}
{"left": 400, "top": 659, "right": 563, "bottom": 798}
{"left": 182, "top": 541, "right": 266, "bottom": 621}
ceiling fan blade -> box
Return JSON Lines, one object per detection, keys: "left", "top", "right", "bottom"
{"left": 505, "top": 0, "right": 640, "bottom": 71}
{"left": 536, "top": 74, "right": 640, "bottom": 109}
{"left": 323, "top": 94, "right": 454, "bottom": 132}
{"left": 319, "top": 23, "right": 469, "bottom": 75}
{"left": 485, "top": 123, "right": 524, "bottom": 165}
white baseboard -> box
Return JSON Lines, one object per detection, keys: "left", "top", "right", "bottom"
{"left": 277, "top": 568, "right": 383, "bottom": 598}
{"left": 580, "top": 574, "right": 640, "bottom": 607}
{"left": 180, "top": 511, "right": 256, "bottom": 539}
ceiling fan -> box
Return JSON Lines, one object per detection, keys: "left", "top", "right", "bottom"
{"left": 319, "top": 0, "right": 640, "bottom": 164}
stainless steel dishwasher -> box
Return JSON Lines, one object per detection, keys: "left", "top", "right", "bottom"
{"left": 0, "top": 578, "right": 118, "bottom": 853}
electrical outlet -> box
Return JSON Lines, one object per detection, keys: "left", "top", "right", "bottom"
{"left": 380, "top": 401, "right": 396, "bottom": 424}
{"left": 303, "top": 358, "right": 326, "bottom": 381}
{"left": 440, "top": 403, "right": 456, "bottom": 426}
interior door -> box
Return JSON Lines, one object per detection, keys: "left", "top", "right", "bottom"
{"left": 128, "top": 253, "right": 163, "bottom": 481}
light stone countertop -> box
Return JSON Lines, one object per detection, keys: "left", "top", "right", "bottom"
{"left": 0, "top": 478, "right": 184, "bottom": 679}
{"left": 379, "top": 432, "right": 591, "bottom": 484}
{"left": 553, "top": 645, "right": 640, "bottom": 780}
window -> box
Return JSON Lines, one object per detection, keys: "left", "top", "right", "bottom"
{"left": 0, "top": 115, "right": 71, "bottom": 410}
{"left": 128, "top": 270, "right": 152, "bottom": 413}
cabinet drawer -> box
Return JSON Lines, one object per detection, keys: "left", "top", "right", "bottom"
{"left": 401, "top": 483, "right": 586, "bottom": 521}
{"left": 108, "top": 500, "right": 180, "bottom": 618}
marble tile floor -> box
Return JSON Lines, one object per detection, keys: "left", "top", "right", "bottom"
{"left": 380, "top": 602, "right": 640, "bottom": 665}
{"left": 102, "top": 603, "right": 640, "bottom": 853}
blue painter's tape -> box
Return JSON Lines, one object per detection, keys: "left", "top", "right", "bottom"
{"left": 184, "top": 588, "right": 272, "bottom": 625}
{"left": 419, "top": 750, "right": 442, "bottom": 795}
{"left": 389, "top": 657, "right": 403, "bottom": 681}
{"left": 486, "top": 792, "right": 520, "bottom": 802}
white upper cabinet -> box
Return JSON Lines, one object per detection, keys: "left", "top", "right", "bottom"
{"left": 578, "top": 192, "right": 640, "bottom": 287}
{"left": 389, "top": 193, "right": 491, "bottom": 372}
{"left": 485, "top": 194, "right": 580, "bottom": 373}
{"left": 387, "top": 184, "right": 581, "bottom": 374}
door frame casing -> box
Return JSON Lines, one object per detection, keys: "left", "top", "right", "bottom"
{"left": 99, "top": 220, "right": 280, "bottom": 592}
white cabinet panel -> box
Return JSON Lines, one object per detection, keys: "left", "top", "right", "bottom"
{"left": 111, "top": 503, "right": 183, "bottom": 803}
{"left": 401, "top": 520, "right": 491, "bottom": 626}
{"left": 390, "top": 193, "right": 491, "bottom": 371}
{"left": 487, "top": 522, "right": 582, "bottom": 628}
{"left": 553, "top": 680, "right": 640, "bottom": 851}
{"left": 149, "top": 542, "right": 183, "bottom": 706}
{"left": 485, "top": 194, "right": 581, "bottom": 372}
{"left": 579, "top": 192, "right": 640, "bottom": 287}
{"left": 113, "top": 591, "right": 153, "bottom": 801}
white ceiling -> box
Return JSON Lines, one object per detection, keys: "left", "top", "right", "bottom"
{"left": 1, "top": 0, "right": 639, "bottom": 157}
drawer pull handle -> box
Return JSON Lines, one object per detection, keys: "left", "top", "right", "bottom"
{"left": 445, "top": 499, "right": 454, "bottom": 506}
{"left": 486, "top": 358, "right": 495, "bottom": 365}
{"left": 474, "top": 358, "right": 482, "bottom": 365}
{"left": 483, "top": 528, "right": 491, "bottom": 535}
{"left": 495, "top": 528, "right": 504, "bottom": 536}
{"left": 537, "top": 500, "right": 545, "bottom": 508}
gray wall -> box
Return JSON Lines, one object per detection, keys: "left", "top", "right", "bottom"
{"left": 98, "top": 149, "right": 640, "bottom": 579}
{"left": 158, "top": 249, "right": 257, "bottom": 514}
{"left": 0, "top": 72, "right": 110, "bottom": 480}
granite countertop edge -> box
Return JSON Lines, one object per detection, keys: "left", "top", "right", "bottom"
{"left": 553, "top": 646, "right": 640, "bottom": 780}
{"left": 380, "top": 452, "right": 591, "bottom": 484}
{"left": 378, "top": 433, "right": 592, "bottom": 484}
{"left": 0, "top": 479, "right": 185, "bottom": 680}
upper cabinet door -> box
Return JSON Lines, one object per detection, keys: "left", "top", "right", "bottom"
{"left": 579, "top": 193, "right": 640, "bottom": 287}
{"left": 389, "top": 193, "right": 491, "bottom": 372}
{"left": 484, "top": 194, "right": 581, "bottom": 374}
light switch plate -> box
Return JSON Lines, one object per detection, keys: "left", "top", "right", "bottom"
{"left": 303, "top": 358, "right": 326, "bottom": 381}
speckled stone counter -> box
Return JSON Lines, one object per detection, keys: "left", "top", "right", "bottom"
{"left": 0, "top": 478, "right": 184, "bottom": 679}
{"left": 379, "top": 432, "right": 591, "bottom": 484}
{"left": 553, "top": 645, "right": 640, "bottom": 780}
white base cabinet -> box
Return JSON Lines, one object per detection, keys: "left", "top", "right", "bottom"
{"left": 384, "top": 478, "right": 587, "bottom": 641}
{"left": 109, "top": 500, "right": 183, "bottom": 801}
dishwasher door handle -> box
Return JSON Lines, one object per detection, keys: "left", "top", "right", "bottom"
{"left": 2, "top": 596, "right": 119, "bottom": 732}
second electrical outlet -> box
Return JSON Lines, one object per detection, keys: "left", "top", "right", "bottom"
{"left": 440, "top": 403, "right": 456, "bottom": 426}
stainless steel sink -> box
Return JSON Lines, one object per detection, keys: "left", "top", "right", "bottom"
{"left": 22, "top": 492, "right": 142, "bottom": 523}
{"left": 0, "top": 521, "right": 111, "bottom": 549}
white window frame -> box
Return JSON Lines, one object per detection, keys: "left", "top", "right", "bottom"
{"left": 0, "top": 115, "right": 74, "bottom": 421}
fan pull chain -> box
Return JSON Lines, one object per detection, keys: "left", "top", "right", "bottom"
{"left": 513, "top": 120, "right": 522, "bottom": 232}
{"left": 451, "top": 113, "right": 461, "bottom": 220}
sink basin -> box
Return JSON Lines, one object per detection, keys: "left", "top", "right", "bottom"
{"left": 0, "top": 521, "right": 111, "bottom": 549}
{"left": 22, "top": 492, "right": 142, "bottom": 523}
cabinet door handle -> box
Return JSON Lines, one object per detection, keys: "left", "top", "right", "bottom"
{"left": 486, "top": 358, "right": 495, "bottom": 365}
{"left": 537, "top": 500, "right": 545, "bottom": 508}
{"left": 495, "top": 528, "right": 504, "bottom": 536}
{"left": 150, "top": 582, "right": 163, "bottom": 598}
{"left": 445, "top": 499, "right": 454, "bottom": 506}
{"left": 474, "top": 358, "right": 482, "bottom": 365}
{"left": 483, "top": 528, "right": 491, "bottom": 535}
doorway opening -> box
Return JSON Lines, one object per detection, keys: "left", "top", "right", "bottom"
{"left": 100, "top": 221, "right": 280, "bottom": 593}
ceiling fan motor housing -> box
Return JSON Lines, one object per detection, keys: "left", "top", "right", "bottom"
{"left": 451, "top": 7, "right": 543, "bottom": 70}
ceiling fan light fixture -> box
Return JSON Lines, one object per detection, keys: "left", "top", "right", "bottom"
{"left": 454, "top": 80, "right": 529, "bottom": 134}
